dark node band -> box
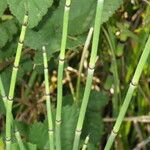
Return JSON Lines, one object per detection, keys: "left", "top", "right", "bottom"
{"left": 88, "top": 65, "right": 95, "bottom": 70}
{"left": 48, "top": 129, "right": 53, "bottom": 132}
{"left": 112, "top": 130, "right": 118, "bottom": 135}
{"left": 13, "top": 65, "right": 19, "bottom": 69}
{"left": 5, "top": 137, "right": 11, "bottom": 142}
{"left": 22, "top": 22, "right": 28, "bottom": 27}
{"left": 65, "top": 4, "right": 71, "bottom": 8}
{"left": 76, "top": 129, "right": 81, "bottom": 133}
{"left": 83, "top": 143, "right": 87, "bottom": 146}
{"left": 8, "top": 97, "right": 13, "bottom": 101}
{"left": 131, "top": 81, "right": 138, "bottom": 87}
{"left": 18, "top": 40, "right": 24, "bottom": 45}
{"left": 59, "top": 57, "right": 65, "bottom": 62}
{"left": 56, "top": 120, "right": 61, "bottom": 123}
{"left": 44, "top": 67, "right": 48, "bottom": 70}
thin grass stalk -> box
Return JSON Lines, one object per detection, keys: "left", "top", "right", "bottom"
{"left": 72, "top": 1, "right": 104, "bottom": 150}
{"left": 5, "top": 12, "right": 28, "bottom": 150}
{"left": 42, "top": 46, "right": 54, "bottom": 150}
{"left": 24, "top": 69, "right": 37, "bottom": 97}
{"left": 81, "top": 135, "right": 90, "bottom": 150}
{"left": 102, "top": 26, "right": 121, "bottom": 116}
{"left": 104, "top": 34, "right": 150, "bottom": 150}
{"left": 55, "top": 0, "right": 71, "bottom": 149}
{"left": 0, "top": 76, "right": 25, "bottom": 150}
{"left": 76, "top": 27, "right": 94, "bottom": 101}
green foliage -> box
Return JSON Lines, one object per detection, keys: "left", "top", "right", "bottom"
{"left": 0, "top": 19, "right": 18, "bottom": 48}
{"left": 0, "top": 0, "right": 7, "bottom": 17}
{"left": 7, "top": 0, "right": 53, "bottom": 28}
{"left": 82, "top": 91, "right": 108, "bottom": 147}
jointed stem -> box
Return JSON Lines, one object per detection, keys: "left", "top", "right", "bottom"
{"left": 0, "top": 76, "right": 25, "bottom": 150}
{"left": 76, "top": 27, "right": 94, "bottom": 102}
{"left": 72, "top": 0, "right": 104, "bottom": 150}
{"left": 104, "top": 34, "right": 150, "bottom": 150}
{"left": 5, "top": 12, "right": 28, "bottom": 150}
{"left": 55, "top": 0, "right": 71, "bottom": 149}
{"left": 42, "top": 46, "right": 54, "bottom": 150}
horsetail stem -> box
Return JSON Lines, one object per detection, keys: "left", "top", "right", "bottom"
{"left": 5, "top": 12, "right": 28, "bottom": 150}
{"left": 82, "top": 135, "right": 90, "bottom": 150}
{"left": 42, "top": 46, "right": 54, "bottom": 150}
{"left": 76, "top": 27, "right": 94, "bottom": 101}
{"left": 104, "top": 34, "right": 150, "bottom": 150}
{"left": 72, "top": 1, "right": 104, "bottom": 150}
{"left": 55, "top": 0, "right": 71, "bottom": 149}
{"left": 0, "top": 76, "right": 25, "bottom": 150}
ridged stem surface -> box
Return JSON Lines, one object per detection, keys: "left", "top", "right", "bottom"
{"left": 42, "top": 47, "right": 54, "bottom": 150}
{"left": 55, "top": 0, "right": 71, "bottom": 150}
{"left": 5, "top": 12, "right": 28, "bottom": 150}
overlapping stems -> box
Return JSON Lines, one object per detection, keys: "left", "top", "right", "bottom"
{"left": 0, "top": 76, "right": 25, "bottom": 150}
{"left": 72, "top": 0, "right": 104, "bottom": 150}
{"left": 104, "top": 35, "right": 150, "bottom": 150}
{"left": 76, "top": 27, "right": 94, "bottom": 101}
{"left": 42, "top": 46, "right": 54, "bottom": 150}
{"left": 5, "top": 12, "right": 28, "bottom": 150}
{"left": 55, "top": 0, "right": 71, "bottom": 150}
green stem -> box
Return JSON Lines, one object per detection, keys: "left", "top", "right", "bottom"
{"left": 102, "top": 26, "right": 121, "bottom": 116}
{"left": 0, "top": 76, "right": 25, "bottom": 150}
{"left": 5, "top": 12, "right": 28, "bottom": 150}
{"left": 72, "top": 1, "right": 104, "bottom": 150}
{"left": 104, "top": 34, "right": 150, "bottom": 150}
{"left": 82, "top": 135, "right": 90, "bottom": 150}
{"left": 24, "top": 69, "right": 37, "bottom": 97}
{"left": 76, "top": 27, "right": 94, "bottom": 102}
{"left": 55, "top": 0, "right": 71, "bottom": 150}
{"left": 42, "top": 46, "right": 54, "bottom": 150}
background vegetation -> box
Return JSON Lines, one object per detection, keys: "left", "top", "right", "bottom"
{"left": 0, "top": 0, "right": 150, "bottom": 149}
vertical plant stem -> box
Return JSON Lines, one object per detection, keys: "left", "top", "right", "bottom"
{"left": 72, "top": 1, "right": 104, "bottom": 150}
{"left": 102, "top": 26, "right": 121, "bottom": 116}
{"left": 55, "top": 0, "right": 71, "bottom": 149}
{"left": 76, "top": 27, "right": 94, "bottom": 101}
{"left": 42, "top": 46, "right": 54, "bottom": 150}
{"left": 0, "top": 76, "right": 25, "bottom": 150}
{"left": 5, "top": 12, "right": 28, "bottom": 150}
{"left": 82, "top": 135, "right": 90, "bottom": 150}
{"left": 24, "top": 69, "right": 37, "bottom": 97}
{"left": 104, "top": 34, "right": 150, "bottom": 150}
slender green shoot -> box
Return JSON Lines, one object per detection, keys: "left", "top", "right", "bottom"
{"left": 42, "top": 46, "right": 54, "bottom": 150}
{"left": 76, "top": 27, "right": 94, "bottom": 102}
{"left": 55, "top": 0, "right": 71, "bottom": 149}
{"left": 24, "top": 69, "right": 37, "bottom": 97}
{"left": 5, "top": 11, "right": 28, "bottom": 150}
{"left": 102, "top": 25, "right": 121, "bottom": 116}
{"left": 104, "top": 34, "right": 150, "bottom": 150}
{"left": 82, "top": 135, "right": 90, "bottom": 150}
{"left": 72, "top": 1, "right": 104, "bottom": 150}
{"left": 0, "top": 76, "right": 25, "bottom": 150}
